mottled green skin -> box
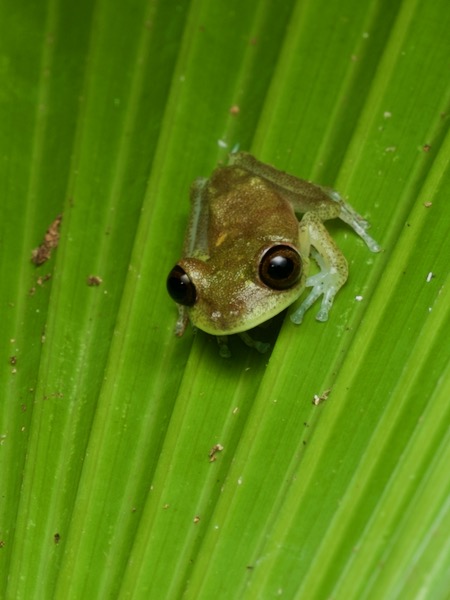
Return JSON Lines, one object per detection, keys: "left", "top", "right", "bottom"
{"left": 173, "top": 152, "right": 379, "bottom": 337}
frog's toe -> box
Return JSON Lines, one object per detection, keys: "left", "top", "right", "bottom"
{"left": 338, "top": 205, "right": 381, "bottom": 253}
{"left": 290, "top": 286, "right": 323, "bottom": 324}
{"left": 238, "top": 332, "right": 271, "bottom": 353}
{"left": 315, "top": 286, "right": 337, "bottom": 321}
{"left": 254, "top": 340, "right": 271, "bottom": 354}
{"left": 291, "top": 268, "right": 343, "bottom": 325}
{"left": 290, "top": 308, "right": 305, "bottom": 325}
{"left": 315, "top": 307, "right": 329, "bottom": 322}
{"left": 217, "top": 336, "right": 232, "bottom": 358}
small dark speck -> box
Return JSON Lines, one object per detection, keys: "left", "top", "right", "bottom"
{"left": 87, "top": 275, "right": 103, "bottom": 286}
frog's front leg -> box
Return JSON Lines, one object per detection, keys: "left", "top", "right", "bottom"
{"left": 291, "top": 212, "right": 348, "bottom": 324}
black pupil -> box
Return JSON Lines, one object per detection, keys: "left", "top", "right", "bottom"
{"left": 259, "top": 244, "right": 301, "bottom": 290}
{"left": 268, "top": 254, "right": 294, "bottom": 279}
{"left": 167, "top": 271, "right": 189, "bottom": 302}
{"left": 167, "top": 265, "right": 196, "bottom": 306}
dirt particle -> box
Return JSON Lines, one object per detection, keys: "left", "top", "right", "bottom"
{"left": 208, "top": 443, "right": 224, "bottom": 462}
{"left": 312, "top": 388, "right": 331, "bottom": 406}
{"left": 31, "top": 214, "right": 62, "bottom": 266}
{"left": 87, "top": 275, "right": 103, "bottom": 286}
{"left": 37, "top": 273, "right": 52, "bottom": 286}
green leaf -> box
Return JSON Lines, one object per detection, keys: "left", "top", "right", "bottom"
{"left": 1, "top": 0, "right": 449, "bottom": 598}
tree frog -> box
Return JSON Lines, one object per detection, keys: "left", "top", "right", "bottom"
{"left": 167, "top": 152, "right": 380, "bottom": 356}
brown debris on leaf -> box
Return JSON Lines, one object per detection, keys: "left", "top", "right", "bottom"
{"left": 37, "top": 273, "right": 52, "bottom": 285}
{"left": 208, "top": 443, "right": 224, "bottom": 462}
{"left": 312, "top": 388, "right": 331, "bottom": 406}
{"left": 31, "top": 214, "right": 62, "bottom": 266}
{"left": 87, "top": 275, "right": 103, "bottom": 287}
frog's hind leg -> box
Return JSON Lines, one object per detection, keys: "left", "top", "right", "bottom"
{"left": 323, "top": 188, "right": 381, "bottom": 253}
{"left": 238, "top": 332, "right": 270, "bottom": 354}
{"left": 185, "top": 177, "right": 210, "bottom": 256}
{"left": 291, "top": 212, "right": 348, "bottom": 324}
{"left": 174, "top": 178, "right": 210, "bottom": 336}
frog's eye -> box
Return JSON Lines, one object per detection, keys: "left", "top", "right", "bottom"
{"left": 167, "top": 265, "right": 196, "bottom": 306}
{"left": 259, "top": 245, "right": 302, "bottom": 290}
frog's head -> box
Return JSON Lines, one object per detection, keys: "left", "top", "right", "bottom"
{"left": 166, "top": 243, "right": 307, "bottom": 335}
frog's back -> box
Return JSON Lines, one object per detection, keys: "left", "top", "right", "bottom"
{"left": 207, "top": 165, "right": 299, "bottom": 251}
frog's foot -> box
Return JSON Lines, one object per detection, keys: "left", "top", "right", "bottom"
{"left": 339, "top": 205, "right": 381, "bottom": 253}
{"left": 325, "top": 189, "right": 381, "bottom": 253}
{"left": 175, "top": 306, "right": 189, "bottom": 336}
{"left": 217, "top": 336, "right": 232, "bottom": 358}
{"left": 290, "top": 251, "right": 344, "bottom": 324}
{"left": 290, "top": 271, "right": 340, "bottom": 324}
{"left": 216, "top": 333, "right": 270, "bottom": 356}
{"left": 239, "top": 332, "right": 271, "bottom": 354}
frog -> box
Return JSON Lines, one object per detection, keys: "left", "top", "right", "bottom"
{"left": 166, "top": 152, "right": 380, "bottom": 357}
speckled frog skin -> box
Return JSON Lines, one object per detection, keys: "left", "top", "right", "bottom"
{"left": 167, "top": 152, "right": 380, "bottom": 355}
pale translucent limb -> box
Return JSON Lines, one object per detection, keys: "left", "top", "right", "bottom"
{"left": 217, "top": 336, "right": 231, "bottom": 358}
{"left": 216, "top": 332, "right": 270, "bottom": 357}
{"left": 291, "top": 215, "right": 348, "bottom": 324}
{"left": 238, "top": 332, "right": 270, "bottom": 354}
{"left": 324, "top": 188, "right": 381, "bottom": 253}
